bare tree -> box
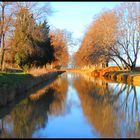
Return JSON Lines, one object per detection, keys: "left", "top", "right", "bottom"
{"left": 0, "top": 2, "right": 14, "bottom": 71}
{"left": 13, "top": 2, "right": 53, "bottom": 22}
{"left": 109, "top": 2, "right": 140, "bottom": 70}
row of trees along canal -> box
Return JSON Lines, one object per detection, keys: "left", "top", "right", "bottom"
{"left": 74, "top": 2, "right": 140, "bottom": 71}
{"left": 0, "top": 2, "right": 70, "bottom": 72}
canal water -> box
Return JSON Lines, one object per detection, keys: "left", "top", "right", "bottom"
{"left": 0, "top": 73, "right": 140, "bottom": 138}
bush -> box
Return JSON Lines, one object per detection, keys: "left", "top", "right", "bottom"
{"left": 23, "top": 64, "right": 29, "bottom": 73}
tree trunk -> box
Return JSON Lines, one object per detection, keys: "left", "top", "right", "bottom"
{"left": 105, "top": 61, "right": 108, "bottom": 67}
{"left": 1, "top": 33, "right": 5, "bottom": 71}
{"left": 0, "top": 17, "right": 1, "bottom": 48}
{"left": 130, "top": 63, "right": 136, "bottom": 71}
{"left": 0, "top": 5, "right": 5, "bottom": 71}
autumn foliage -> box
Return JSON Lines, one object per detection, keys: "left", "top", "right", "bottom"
{"left": 50, "top": 29, "right": 69, "bottom": 68}
{"left": 75, "top": 2, "right": 140, "bottom": 71}
{"left": 74, "top": 10, "right": 118, "bottom": 68}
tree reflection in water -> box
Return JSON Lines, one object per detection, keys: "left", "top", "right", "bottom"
{"left": 73, "top": 74, "right": 140, "bottom": 138}
{"left": 0, "top": 76, "right": 68, "bottom": 138}
{"left": 0, "top": 73, "right": 140, "bottom": 138}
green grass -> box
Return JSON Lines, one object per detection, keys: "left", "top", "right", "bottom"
{"left": 0, "top": 72, "right": 33, "bottom": 88}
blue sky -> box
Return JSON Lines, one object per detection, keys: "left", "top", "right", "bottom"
{"left": 46, "top": 2, "right": 122, "bottom": 55}
{"left": 48, "top": 2, "right": 122, "bottom": 39}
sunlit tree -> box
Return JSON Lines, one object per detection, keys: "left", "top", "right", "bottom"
{"left": 50, "top": 29, "right": 69, "bottom": 68}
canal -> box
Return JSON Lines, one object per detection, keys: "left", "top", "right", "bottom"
{"left": 0, "top": 73, "right": 140, "bottom": 138}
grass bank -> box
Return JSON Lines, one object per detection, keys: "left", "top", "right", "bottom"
{"left": 0, "top": 72, "right": 32, "bottom": 88}
{"left": 0, "top": 69, "right": 65, "bottom": 107}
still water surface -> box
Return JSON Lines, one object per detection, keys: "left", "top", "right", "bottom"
{"left": 0, "top": 73, "right": 140, "bottom": 138}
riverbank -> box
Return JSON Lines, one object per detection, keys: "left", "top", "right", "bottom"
{"left": 103, "top": 71, "right": 140, "bottom": 86}
{"left": 0, "top": 69, "right": 65, "bottom": 107}
{"left": 91, "top": 66, "right": 140, "bottom": 86}
{"left": 65, "top": 68, "right": 94, "bottom": 75}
